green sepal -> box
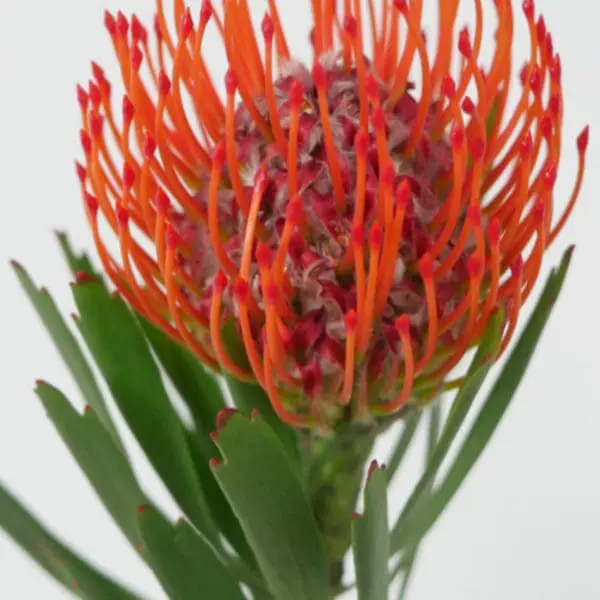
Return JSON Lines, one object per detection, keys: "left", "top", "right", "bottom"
{"left": 352, "top": 462, "right": 390, "bottom": 600}
{"left": 136, "top": 505, "right": 245, "bottom": 600}
{"left": 0, "top": 484, "right": 140, "bottom": 599}
{"left": 211, "top": 411, "right": 329, "bottom": 600}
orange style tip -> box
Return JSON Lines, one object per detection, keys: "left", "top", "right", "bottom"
{"left": 200, "top": 1, "right": 213, "bottom": 27}
{"left": 75, "top": 271, "right": 97, "bottom": 285}
{"left": 511, "top": 255, "right": 524, "bottom": 278}
{"left": 287, "top": 199, "right": 304, "bottom": 224}
{"left": 289, "top": 80, "right": 304, "bottom": 108}
{"left": 143, "top": 134, "right": 157, "bottom": 158}
{"left": 543, "top": 163, "right": 557, "bottom": 189}
{"left": 467, "top": 254, "right": 484, "bottom": 279}
{"left": 519, "top": 132, "right": 534, "bottom": 157}
{"left": 166, "top": 227, "right": 180, "bottom": 249}
{"left": 225, "top": 69, "right": 238, "bottom": 95}
{"left": 354, "top": 129, "right": 368, "bottom": 156}
{"left": 75, "top": 162, "right": 87, "bottom": 183}
{"left": 85, "top": 193, "right": 99, "bottom": 214}
{"left": 441, "top": 75, "right": 456, "bottom": 99}
{"left": 396, "top": 179, "right": 411, "bottom": 208}
{"left": 345, "top": 309, "right": 358, "bottom": 332}
{"left": 89, "top": 113, "right": 104, "bottom": 138}
{"left": 522, "top": 0, "right": 535, "bottom": 20}
{"left": 214, "top": 271, "right": 228, "bottom": 293}
{"left": 122, "top": 95, "right": 135, "bottom": 123}
{"left": 255, "top": 241, "right": 272, "bottom": 268}
{"left": 135, "top": 504, "right": 151, "bottom": 515}
{"left": 116, "top": 204, "right": 129, "bottom": 228}
{"left": 181, "top": 9, "right": 194, "bottom": 39}
{"left": 418, "top": 253, "right": 435, "bottom": 279}
{"left": 155, "top": 189, "right": 170, "bottom": 215}
{"left": 458, "top": 27, "right": 472, "bottom": 58}
{"left": 209, "top": 457, "right": 223, "bottom": 468}
{"left": 351, "top": 224, "right": 366, "bottom": 247}
{"left": 233, "top": 278, "right": 250, "bottom": 302}
{"left": 577, "top": 126, "right": 590, "bottom": 154}
{"left": 381, "top": 163, "right": 396, "bottom": 189}
{"left": 264, "top": 282, "right": 281, "bottom": 305}
{"left": 216, "top": 407, "right": 239, "bottom": 431}
{"left": 104, "top": 10, "right": 117, "bottom": 36}
{"left": 487, "top": 218, "right": 502, "bottom": 246}
{"left": 372, "top": 106, "right": 385, "bottom": 131}
{"left": 395, "top": 314, "right": 411, "bottom": 335}
{"left": 312, "top": 61, "right": 327, "bottom": 88}
{"left": 450, "top": 124, "right": 465, "bottom": 149}
{"left": 343, "top": 15, "right": 358, "bottom": 38}
{"left": 461, "top": 96, "right": 476, "bottom": 115}
{"left": 158, "top": 71, "right": 171, "bottom": 96}
{"left": 533, "top": 198, "right": 545, "bottom": 223}
{"left": 131, "top": 45, "right": 143, "bottom": 71}
{"left": 261, "top": 12, "right": 274, "bottom": 40}
{"left": 369, "top": 223, "right": 383, "bottom": 249}
{"left": 122, "top": 163, "right": 135, "bottom": 189}
{"left": 212, "top": 142, "right": 226, "bottom": 168}
{"left": 116, "top": 11, "right": 129, "bottom": 37}
{"left": 467, "top": 203, "right": 482, "bottom": 226}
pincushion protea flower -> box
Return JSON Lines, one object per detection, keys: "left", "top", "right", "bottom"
{"left": 76, "top": 0, "right": 587, "bottom": 428}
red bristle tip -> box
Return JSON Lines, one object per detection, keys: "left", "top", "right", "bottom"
{"left": 351, "top": 225, "right": 365, "bottom": 247}
{"left": 122, "top": 163, "right": 135, "bottom": 189}
{"left": 543, "top": 163, "right": 557, "bottom": 188}
{"left": 85, "top": 193, "right": 99, "bottom": 214}
{"left": 467, "top": 203, "right": 481, "bottom": 226}
{"left": 549, "top": 94, "right": 561, "bottom": 117}
{"left": 213, "top": 271, "right": 228, "bottom": 293}
{"left": 158, "top": 71, "right": 171, "bottom": 96}
{"left": 396, "top": 179, "right": 411, "bottom": 208}
{"left": 77, "top": 85, "right": 89, "bottom": 111}
{"left": 131, "top": 46, "right": 144, "bottom": 71}
{"left": 135, "top": 504, "right": 150, "bottom": 514}
{"left": 212, "top": 142, "right": 226, "bottom": 168}
{"left": 365, "top": 73, "right": 378, "bottom": 99}
{"left": 216, "top": 407, "right": 238, "bottom": 431}
{"left": 470, "top": 137, "right": 486, "bottom": 161}
{"left": 166, "top": 227, "right": 180, "bottom": 249}
{"left": 522, "top": 0, "right": 535, "bottom": 20}
{"left": 122, "top": 95, "right": 135, "bottom": 123}
{"left": 155, "top": 189, "right": 170, "bottom": 215}
{"left": 419, "top": 253, "right": 434, "bottom": 279}
{"left": 233, "top": 278, "right": 250, "bottom": 302}
{"left": 89, "top": 113, "right": 104, "bottom": 138}
{"left": 450, "top": 124, "right": 465, "bottom": 149}
{"left": 261, "top": 12, "right": 274, "bottom": 40}
{"left": 369, "top": 223, "right": 383, "bottom": 249}
{"left": 533, "top": 198, "right": 545, "bottom": 223}
{"left": 536, "top": 15, "right": 546, "bottom": 41}
{"left": 181, "top": 9, "right": 194, "bottom": 38}
{"left": 104, "top": 11, "right": 117, "bottom": 35}
{"left": 487, "top": 218, "right": 501, "bottom": 246}
{"left": 289, "top": 80, "right": 304, "bottom": 108}
{"left": 519, "top": 63, "right": 529, "bottom": 87}
{"left": 395, "top": 314, "right": 411, "bottom": 335}
{"left": 312, "top": 61, "right": 327, "bottom": 88}
{"left": 393, "top": 0, "right": 408, "bottom": 12}
{"left": 462, "top": 96, "right": 476, "bottom": 115}
{"left": 345, "top": 309, "right": 358, "bottom": 332}
{"left": 256, "top": 242, "right": 272, "bottom": 268}
{"left": 550, "top": 54, "right": 562, "bottom": 83}
{"left": 88, "top": 82, "right": 101, "bottom": 109}
{"left": 468, "top": 254, "right": 483, "bottom": 278}
{"left": 458, "top": 27, "right": 472, "bottom": 58}
{"left": 381, "top": 163, "right": 396, "bottom": 188}
{"left": 519, "top": 132, "right": 534, "bottom": 157}
{"left": 225, "top": 70, "right": 238, "bottom": 95}
{"left": 264, "top": 282, "right": 280, "bottom": 305}
{"left": 143, "top": 134, "right": 157, "bottom": 158}
{"left": 75, "top": 162, "right": 87, "bottom": 184}
{"left": 354, "top": 129, "right": 368, "bottom": 157}
{"left": 541, "top": 116, "right": 553, "bottom": 139}
{"left": 441, "top": 75, "right": 456, "bottom": 99}
{"left": 372, "top": 106, "right": 385, "bottom": 131}
{"left": 577, "top": 126, "right": 590, "bottom": 154}
{"left": 286, "top": 199, "right": 304, "bottom": 224}
{"left": 545, "top": 34, "right": 554, "bottom": 60}
{"left": 200, "top": 1, "right": 213, "bottom": 26}
{"left": 116, "top": 204, "right": 129, "bottom": 228}
{"left": 131, "top": 15, "right": 145, "bottom": 43}
{"left": 529, "top": 66, "right": 542, "bottom": 96}
{"left": 511, "top": 256, "right": 524, "bottom": 278}
{"left": 343, "top": 15, "right": 358, "bottom": 37}
{"left": 91, "top": 62, "right": 105, "bottom": 83}
{"left": 116, "top": 11, "right": 129, "bottom": 37}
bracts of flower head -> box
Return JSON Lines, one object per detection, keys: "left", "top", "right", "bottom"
{"left": 76, "top": 0, "right": 588, "bottom": 427}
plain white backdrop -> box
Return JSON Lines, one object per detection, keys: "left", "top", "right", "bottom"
{"left": 0, "top": 1, "right": 599, "bottom": 598}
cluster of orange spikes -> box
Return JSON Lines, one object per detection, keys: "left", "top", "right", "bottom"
{"left": 76, "top": 0, "right": 588, "bottom": 427}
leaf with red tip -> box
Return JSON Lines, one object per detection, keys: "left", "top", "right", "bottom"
{"left": 136, "top": 506, "right": 245, "bottom": 600}
{"left": 210, "top": 412, "right": 329, "bottom": 600}
{"left": 352, "top": 461, "right": 389, "bottom": 600}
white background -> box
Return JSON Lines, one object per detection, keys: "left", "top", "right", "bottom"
{"left": 0, "top": 1, "right": 599, "bottom": 599}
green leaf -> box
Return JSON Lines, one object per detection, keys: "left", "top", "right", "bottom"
{"left": 226, "top": 376, "right": 300, "bottom": 467}
{"left": 11, "top": 262, "right": 120, "bottom": 448}
{"left": 211, "top": 412, "right": 329, "bottom": 600}
{"left": 385, "top": 411, "right": 422, "bottom": 484}
{"left": 391, "top": 310, "right": 503, "bottom": 540}
{"left": 0, "top": 484, "right": 140, "bottom": 599}
{"left": 391, "top": 248, "right": 574, "bottom": 553}
{"left": 136, "top": 505, "right": 245, "bottom": 600}
{"left": 72, "top": 279, "right": 218, "bottom": 544}
{"left": 55, "top": 231, "right": 103, "bottom": 283}
{"left": 35, "top": 382, "right": 145, "bottom": 550}
{"left": 352, "top": 462, "right": 389, "bottom": 600}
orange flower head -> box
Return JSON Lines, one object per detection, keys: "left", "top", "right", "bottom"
{"left": 77, "top": 0, "right": 588, "bottom": 427}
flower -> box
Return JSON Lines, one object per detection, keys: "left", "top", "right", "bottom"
{"left": 76, "top": 0, "right": 588, "bottom": 427}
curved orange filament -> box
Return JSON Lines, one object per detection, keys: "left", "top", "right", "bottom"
{"left": 416, "top": 258, "right": 439, "bottom": 373}
{"left": 357, "top": 229, "right": 382, "bottom": 354}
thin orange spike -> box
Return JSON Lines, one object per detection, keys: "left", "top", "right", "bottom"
{"left": 415, "top": 254, "right": 438, "bottom": 373}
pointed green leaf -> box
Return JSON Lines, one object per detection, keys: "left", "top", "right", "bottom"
{"left": 136, "top": 506, "right": 245, "bottom": 600}
{"left": 72, "top": 279, "right": 217, "bottom": 544}
{"left": 35, "top": 382, "right": 145, "bottom": 549}
{"left": 391, "top": 248, "right": 574, "bottom": 553}
{"left": 211, "top": 412, "right": 329, "bottom": 600}
{"left": 11, "top": 262, "right": 120, "bottom": 448}
{"left": 0, "top": 484, "right": 140, "bottom": 599}
{"left": 55, "top": 232, "right": 103, "bottom": 283}
{"left": 352, "top": 463, "right": 389, "bottom": 600}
